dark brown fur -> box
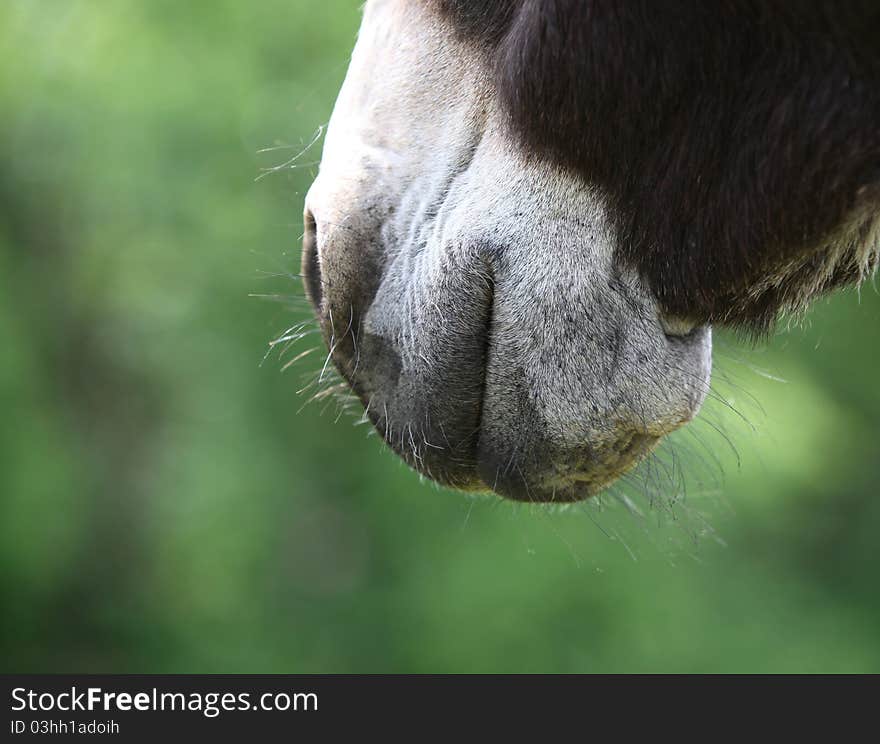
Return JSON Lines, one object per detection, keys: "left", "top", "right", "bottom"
{"left": 435, "top": 0, "right": 880, "bottom": 332}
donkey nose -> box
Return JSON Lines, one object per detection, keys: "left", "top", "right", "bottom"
{"left": 301, "top": 210, "right": 323, "bottom": 311}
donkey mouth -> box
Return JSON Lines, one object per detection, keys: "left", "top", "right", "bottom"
{"left": 303, "top": 230, "right": 709, "bottom": 503}
{"left": 330, "top": 321, "right": 669, "bottom": 503}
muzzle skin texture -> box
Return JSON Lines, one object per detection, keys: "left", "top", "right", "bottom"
{"left": 302, "top": 1, "right": 713, "bottom": 502}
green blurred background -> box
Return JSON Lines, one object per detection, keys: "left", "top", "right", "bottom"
{"left": 1, "top": 1, "right": 878, "bottom": 673}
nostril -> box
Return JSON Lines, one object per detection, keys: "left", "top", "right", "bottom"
{"left": 301, "top": 209, "right": 323, "bottom": 310}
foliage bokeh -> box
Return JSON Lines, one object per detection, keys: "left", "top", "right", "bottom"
{"left": 1, "top": 0, "right": 878, "bottom": 673}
